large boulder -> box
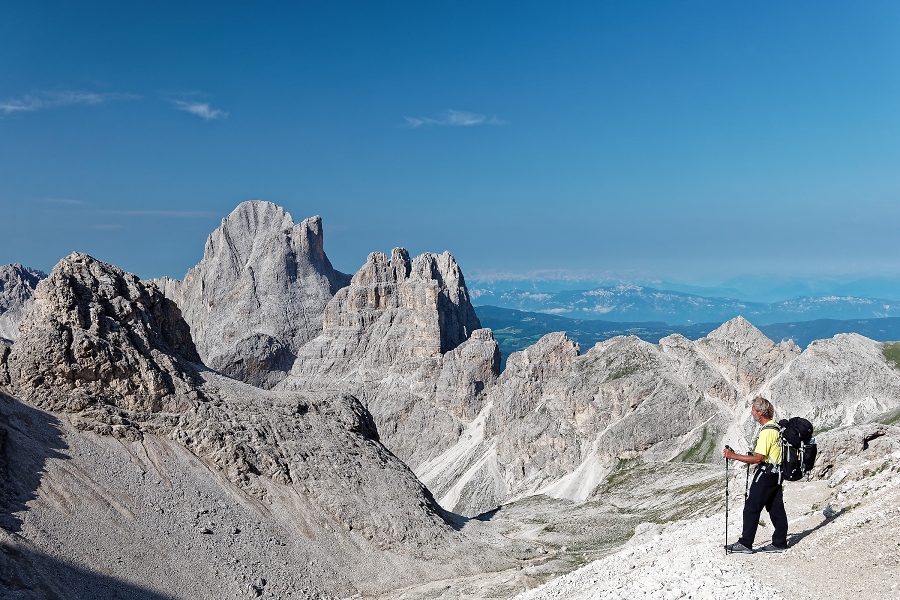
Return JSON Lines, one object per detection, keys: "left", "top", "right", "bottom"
{"left": 160, "top": 200, "right": 351, "bottom": 388}
{"left": 6, "top": 252, "right": 203, "bottom": 416}
{"left": 280, "top": 248, "right": 497, "bottom": 468}
{"left": 0, "top": 263, "right": 45, "bottom": 342}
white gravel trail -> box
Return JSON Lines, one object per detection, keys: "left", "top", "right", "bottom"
{"left": 514, "top": 515, "right": 785, "bottom": 600}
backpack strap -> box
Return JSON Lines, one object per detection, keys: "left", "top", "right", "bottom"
{"left": 758, "top": 422, "right": 784, "bottom": 480}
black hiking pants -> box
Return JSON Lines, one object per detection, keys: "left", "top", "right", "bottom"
{"left": 738, "top": 469, "right": 788, "bottom": 549}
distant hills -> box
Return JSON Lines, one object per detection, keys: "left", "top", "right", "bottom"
{"left": 469, "top": 284, "right": 900, "bottom": 325}
{"left": 474, "top": 305, "right": 900, "bottom": 368}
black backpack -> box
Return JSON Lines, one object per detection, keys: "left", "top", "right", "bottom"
{"left": 763, "top": 417, "right": 817, "bottom": 482}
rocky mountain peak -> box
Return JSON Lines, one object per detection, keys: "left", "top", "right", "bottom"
{"left": 352, "top": 248, "right": 412, "bottom": 288}
{"left": 6, "top": 252, "right": 203, "bottom": 415}
{"left": 168, "top": 200, "right": 351, "bottom": 388}
{"left": 766, "top": 333, "right": 900, "bottom": 428}
{"left": 705, "top": 315, "right": 772, "bottom": 346}
{"left": 696, "top": 315, "right": 800, "bottom": 397}
{"left": 322, "top": 248, "right": 481, "bottom": 356}
{"left": 0, "top": 263, "right": 45, "bottom": 342}
{"left": 210, "top": 199, "right": 295, "bottom": 259}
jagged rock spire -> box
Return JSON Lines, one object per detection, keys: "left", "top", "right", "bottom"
{"left": 282, "top": 247, "right": 497, "bottom": 467}
{"left": 164, "top": 200, "right": 351, "bottom": 388}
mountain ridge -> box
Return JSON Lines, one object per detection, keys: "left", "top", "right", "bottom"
{"left": 475, "top": 304, "right": 900, "bottom": 368}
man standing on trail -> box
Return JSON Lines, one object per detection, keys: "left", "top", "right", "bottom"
{"left": 723, "top": 396, "right": 788, "bottom": 554}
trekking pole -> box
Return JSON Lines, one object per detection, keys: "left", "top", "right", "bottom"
{"left": 725, "top": 445, "right": 731, "bottom": 554}
{"left": 745, "top": 461, "right": 750, "bottom": 500}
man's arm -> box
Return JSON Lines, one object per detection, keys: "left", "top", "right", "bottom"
{"left": 723, "top": 447, "right": 764, "bottom": 464}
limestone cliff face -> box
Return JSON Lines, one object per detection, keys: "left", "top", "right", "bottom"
{"left": 6, "top": 252, "right": 203, "bottom": 415}
{"left": 657, "top": 333, "right": 739, "bottom": 409}
{"left": 0, "top": 263, "right": 45, "bottom": 343}
{"left": 2, "top": 251, "right": 465, "bottom": 558}
{"left": 421, "top": 333, "right": 730, "bottom": 516}
{"left": 164, "top": 200, "right": 351, "bottom": 388}
{"left": 279, "top": 248, "right": 498, "bottom": 468}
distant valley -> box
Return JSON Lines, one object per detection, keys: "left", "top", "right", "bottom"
{"left": 469, "top": 283, "right": 900, "bottom": 325}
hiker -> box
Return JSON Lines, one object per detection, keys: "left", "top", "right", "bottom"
{"left": 723, "top": 396, "right": 788, "bottom": 553}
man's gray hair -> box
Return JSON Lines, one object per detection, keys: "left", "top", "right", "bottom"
{"left": 752, "top": 396, "right": 774, "bottom": 419}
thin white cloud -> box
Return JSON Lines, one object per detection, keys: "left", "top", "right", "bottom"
{"left": 100, "top": 210, "right": 220, "bottom": 218}
{"left": 445, "top": 110, "right": 487, "bottom": 126}
{"left": 172, "top": 100, "right": 228, "bottom": 121}
{"left": 404, "top": 116, "right": 437, "bottom": 128}
{"left": 404, "top": 109, "right": 505, "bottom": 128}
{"left": 0, "top": 91, "right": 140, "bottom": 115}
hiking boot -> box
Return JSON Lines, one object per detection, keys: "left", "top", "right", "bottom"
{"left": 724, "top": 542, "right": 754, "bottom": 554}
{"left": 758, "top": 543, "right": 788, "bottom": 553}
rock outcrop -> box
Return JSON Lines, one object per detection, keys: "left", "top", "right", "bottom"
{"left": 766, "top": 334, "right": 900, "bottom": 429}
{"left": 279, "top": 248, "right": 498, "bottom": 468}
{"left": 811, "top": 422, "right": 900, "bottom": 480}
{"left": 6, "top": 252, "right": 203, "bottom": 416}
{"left": 0, "top": 263, "right": 45, "bottom": 342}
{"left": 160, "top": 201, "right": 351, "bottom": 388}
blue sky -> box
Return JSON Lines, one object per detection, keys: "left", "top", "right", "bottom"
{"left": 2, "top": 1, "right": 900, "bottom": 292}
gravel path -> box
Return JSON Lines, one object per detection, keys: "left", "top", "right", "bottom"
{"left": 514, "top": 514, "right": 786, "bottom": 600}
{"left": 516, "top": 450, "right": 900, "bottom": 600}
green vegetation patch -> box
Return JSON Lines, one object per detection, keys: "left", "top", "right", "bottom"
{"left": 604, "top": 361, "right": 644, "bottom": 382}
{"left": 868, "top": 406, "right": 900, "bottom": 426}
{"left": 882, "top": 342, "right": 900, "bottom": 369}
{"left": 673, "top": 427, "right": 717, "bottom": 464}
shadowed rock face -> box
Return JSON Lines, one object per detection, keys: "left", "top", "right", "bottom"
{"left": 280, "top": 248, "right": 498, "bottom": 468}
{"left": 0, "top": 339, "right": 9, "bottom": 386}
{"left": 161, "top": 200, "right": 351, "bottom": 388}
{"left": 6, "top": 252, "right": 203, "bottom": 415}
{"left": 0, "top": 263, "right": 45, "bottom": 343}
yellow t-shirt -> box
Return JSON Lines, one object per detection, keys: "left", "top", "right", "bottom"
{"left": 754, "top": 420, "right": 782, "bottom": 465}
